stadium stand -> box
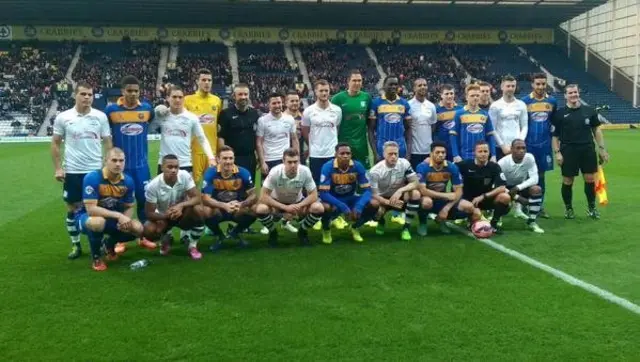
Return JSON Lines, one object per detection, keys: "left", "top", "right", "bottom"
{"left": 166, "top": 42, "right": 231, "bottom": 97}
{"left": 0, "top": 41, "right": 74, "bottom": 136}
{"left": 454, "top": 44, "right": 539, "bottom": 96}
{"left": 73, "top": 42, "right": 160, "bottom": 102}
{"left": 524, "top": 44, "right": 640, "bottom": 123}
{"left": 372, "top": 44, "right": 467, "bottom": 103}
{"left": 299, "top": 42, "right": 378, "bottom": 94}
{"left": 237, "top": 42, "right": 298, "bottom": 111}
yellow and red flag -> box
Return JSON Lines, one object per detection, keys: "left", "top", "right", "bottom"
{"left": 595, "top": 166, "right": 608, "bottom": 206}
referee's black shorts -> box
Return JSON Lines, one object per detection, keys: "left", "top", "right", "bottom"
{"left": 464, "top": 193, "right": 496, "bottom": 211}
{"left": 560, "top": 144, "right": 598, "bottom": 177}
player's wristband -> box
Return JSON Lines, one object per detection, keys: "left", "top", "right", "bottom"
{"left": 598, "top": 145, "right": 606, "bottom": 150}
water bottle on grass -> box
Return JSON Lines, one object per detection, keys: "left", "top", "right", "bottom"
{"left": 130, "top": 259, "right": 150, "bottom": 271}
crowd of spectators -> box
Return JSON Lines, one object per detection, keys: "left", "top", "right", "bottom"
{"left": 237, "top": 44, "right": 300, "bottom": 111}
{"left": 165, "top": 43, "right": 232, "bottom": 97}
{"left": 73, "top": 41, "right": 160, "bottom": 102}
{"left": 2, "top": 39, "right": 552, "bottom": 137}
{"left": 373, "top": 43, "right": 468, "bottom": 103}
{"left": 0, "top": 41, "right": 74, "bottom": 133}
{"left": 300, "top": 42, "right": 378, "bottom": 94}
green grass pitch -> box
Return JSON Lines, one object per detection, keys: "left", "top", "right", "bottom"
{"left": 1, "top": 130, "right": 639, "bottom": 360}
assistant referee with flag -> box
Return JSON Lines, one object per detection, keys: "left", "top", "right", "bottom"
{"left": 552, "top": 84, "right": 609, "bottom": 219}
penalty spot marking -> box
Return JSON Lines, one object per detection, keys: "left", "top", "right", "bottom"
{"left": 447, "top": 223, "right": 640, "bottom": 316}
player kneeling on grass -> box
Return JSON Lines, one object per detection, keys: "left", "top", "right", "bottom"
{"left": 416, "top": 141, "right": 480, "bottom": 236}
{"left": 367, "top": 141, "right": 421, "bottom": 241}
{"left": 256, "top": 148, "right": 323, "bottom": 247}
{"left": 78, "top": 148, "right": 143, "bottom": 271}
{"left": 318, "top": 143, "right": 374, "bottom": 244}
{"left": 143, "top": 154, "right": 206, "bottom": 260}
{"left": 498, "top": 139, "right": 544, "bottom": 233}
{"left": 456, "top": 140, "right": 511, "bottom": 234}
{"left": 201, "top": 146, "right": 258, "bottom": 251}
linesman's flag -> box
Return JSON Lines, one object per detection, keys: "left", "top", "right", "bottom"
{"left": 595, "top": 166, "right": 608, "bottom": 206}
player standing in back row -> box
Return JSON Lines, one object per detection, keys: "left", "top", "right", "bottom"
{"left": 331, "top": 69, "right": 372, "bottom": 168}
{"left": 51, "top": 81, "right": 112, "bottom": 259}
{"left": 368, "top": 75, "right": 412, "bottom": 162}
{"left": 184, "top": 68, "right": 222, "bottom": 182}
{"left": 434, "top": 84, "right": 462, "bottom": 161}
{"left": 489, "top": 75, "right": 528, "bottom": 160}
{"left": 104, "top": 75, "right": 157, "bottom": 252}
{"left": 521, "top": 73, "right": 558, "bottom": 218}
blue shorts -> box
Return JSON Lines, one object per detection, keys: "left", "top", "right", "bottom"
{"left": 376, "top": 139, "right": 407, "bottom": 161}
{"left": 125, "top": 167, "right": 151, "bottom": 205}
{"left": 63, "top": 173, "right": 89, "bottom": 204}
{"left": 429, "top": 200, "right": 469, "bottom": 220}
{"left": 333, "top": 195, "right": 360, "bottom": 210}
{"left": 78, "top": 212, "right": 137, "bottom": 242}
{"left": 528, "top": 144, "right": 554, "bottom": 172}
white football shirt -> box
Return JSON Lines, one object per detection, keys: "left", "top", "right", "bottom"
{"left": 157, "top": 110, "right": 214, "bottom": 166}
{"left": 145, "top": 170, "right": 196, "bottom": 213}
{"left": 408, "top": 97, "right": 437, "bottom": 155}
{"left": 257, "top": 113, "right": 297, "bottom": 162}
{"left": 368, "top": 158, "right": 417, "bottom": 198}
{"left": 53, "top": 107, "right": 110, "bottom": 174}
{"left": 301, "top": 102, "right": 342, "bottom": 158}
{"left": 263, "top": 164, "right": 316, "bottom": 204}
{"left": 489, "top": 98, "right": 529, "bottom": 147}
{"left": 498, "top": 153, "right": 539, "bottom": 191}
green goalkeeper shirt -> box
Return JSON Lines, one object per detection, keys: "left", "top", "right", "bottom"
{"left": 331, "top": 90, "right": 372, "bottom": 166}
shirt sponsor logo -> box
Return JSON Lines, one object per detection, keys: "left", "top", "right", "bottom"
{"left": 199, "top": 114, "right": 215, "bottom": 124}
{"left": 72, "top": 131, "right": 99, "bottom": 140}
{"left": 384, "top": 113, "right": 402, "bottom": 123}
{"left": 466, "top": 123, "right": 484, "bottom": 134}
{"left": 164, "top": 129, "right": 188, "bottom": 137}
{"left": 531, "top": 112, "right": 549, "bottom": 122}
{"left": 120, "top": 123, "right": 144, "bottom": 136}
{"left": 443, "top": 120, "right": 455, "bottom": 129}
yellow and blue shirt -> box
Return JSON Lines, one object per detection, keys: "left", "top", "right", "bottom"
{"left": 82, "top": 168, "right": 135, "bottom": 212}
{"left": 369, "top": 95, "right": 412, "bottom": 146}
{"left": 521, "top": 92, "right": 558, "bottom": 147}
{"left": 104, "top": 98, "right": 154, "bottom": 170}
{"left": 202, "top": 165, "right": 254, "bottom": 203}
{"left": 416, "top": 160, "right": 462, "bottom": 193}
{"left": 318, "top": 159, "right": 371, "bottom": 213}
{"left": 449, "top": 106, "right": 496, "bottom": 160}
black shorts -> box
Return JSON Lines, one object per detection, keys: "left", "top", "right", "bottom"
{"left": 560, "top": 145, "right": 598, "bottom": 177}
{"left": 506, "top": 185, "right": 533, "bottom": 199}
{"left": 156, "top": 165, "right": 193, "bottom": 175}
{"left": 262, "top": 160, "right": 283, "bottom": 179}
{"left": 463, "top": 193, "right": 497, "bottom": 211}
{"left": 410, "top": 153, "right": 429, "bottom": 171}
{"left": 309, "top": 157, "right": 333, "bottom": 184}
{"left": 235, "top": 155, "right": 257, "bottom": 178}
{"left": 63, "top": 173, "right": 88, "bottom": 204}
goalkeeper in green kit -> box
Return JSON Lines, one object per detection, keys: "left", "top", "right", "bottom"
{"left": 331, "top": 70, "right": 373, "bottom": 168}
{"left": 331, "top": 69, "right": 374, "bottom": 228}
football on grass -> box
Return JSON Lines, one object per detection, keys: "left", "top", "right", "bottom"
{"left": 471, "top": 220, "right": 493, "bottom": 239}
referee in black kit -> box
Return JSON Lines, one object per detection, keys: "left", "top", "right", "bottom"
{"left": 218, "top": 83, "right": 260, "bottom": 176}
{"left": 552, "top": 84, "right": 609, "bottom": 219}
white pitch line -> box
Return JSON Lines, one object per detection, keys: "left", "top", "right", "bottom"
{"left": 447, "top": 223, "right": 640, "bottom": 316}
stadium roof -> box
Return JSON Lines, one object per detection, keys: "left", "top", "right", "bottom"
{"left": 0, "top": 0, "right": 606, "bottom": 28}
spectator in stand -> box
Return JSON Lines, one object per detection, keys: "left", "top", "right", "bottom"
{"left": 0, "top": 41, "right": 74, "bottom": 131}
{"left": 73, "top": 42, "right": 161, "bottom": 104}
